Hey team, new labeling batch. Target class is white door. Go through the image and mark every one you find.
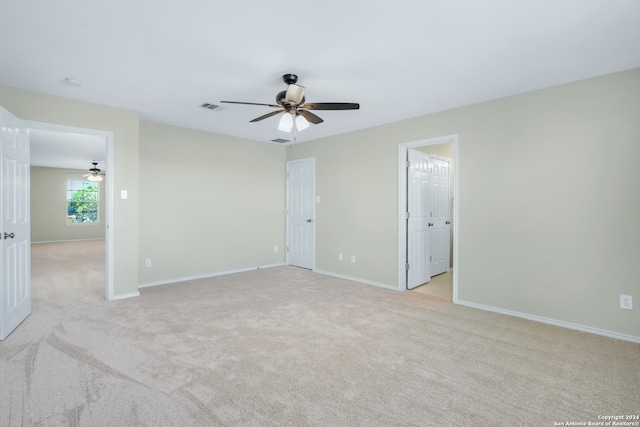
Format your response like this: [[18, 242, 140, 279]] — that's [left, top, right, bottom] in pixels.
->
[[429, 155, 450, 276], [406, 149, 431, 289], [1, 107, 31, 340], [286, 158, 314, 269]]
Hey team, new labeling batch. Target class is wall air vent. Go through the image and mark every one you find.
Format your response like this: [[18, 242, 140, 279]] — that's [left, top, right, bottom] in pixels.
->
[[271, 138, 290, 144], [200, 103, 220, 110]]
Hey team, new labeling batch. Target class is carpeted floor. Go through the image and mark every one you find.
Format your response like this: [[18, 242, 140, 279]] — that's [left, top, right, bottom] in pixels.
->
[[1, 241, 639, 426]]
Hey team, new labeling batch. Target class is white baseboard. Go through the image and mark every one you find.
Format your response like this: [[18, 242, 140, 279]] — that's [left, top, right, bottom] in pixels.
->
[[32, 238, 106, 244], [138, 263, 287, 289], [313, 269, 397, 291], [110, 291, 140, 300], [455, 299, 640, 344]]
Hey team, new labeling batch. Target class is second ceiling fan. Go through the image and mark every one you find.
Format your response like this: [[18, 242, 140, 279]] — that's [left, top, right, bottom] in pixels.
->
[[221, 74, 359, 132]]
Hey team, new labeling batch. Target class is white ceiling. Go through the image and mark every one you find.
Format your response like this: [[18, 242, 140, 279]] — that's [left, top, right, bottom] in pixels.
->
[[2, 0, 640, 159], [30, 129, 106, 171]]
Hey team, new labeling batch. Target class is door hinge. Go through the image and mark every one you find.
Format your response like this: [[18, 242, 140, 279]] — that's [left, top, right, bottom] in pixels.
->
[[430, 256, 432, 262], [286, 246, 289, 252], [406, 160, 410, 168], [405, 263, 410, 271], [405, 212, 410, 219]]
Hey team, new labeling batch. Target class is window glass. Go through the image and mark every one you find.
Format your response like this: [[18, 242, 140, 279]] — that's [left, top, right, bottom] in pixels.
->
[[67, 180, 100, 224]]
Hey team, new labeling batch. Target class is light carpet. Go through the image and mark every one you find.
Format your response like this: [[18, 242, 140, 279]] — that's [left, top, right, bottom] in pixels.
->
[[1, 241, 638, 426]]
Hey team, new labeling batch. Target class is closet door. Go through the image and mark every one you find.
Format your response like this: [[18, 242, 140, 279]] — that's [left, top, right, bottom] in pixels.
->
[[428, 155, 450, 276]]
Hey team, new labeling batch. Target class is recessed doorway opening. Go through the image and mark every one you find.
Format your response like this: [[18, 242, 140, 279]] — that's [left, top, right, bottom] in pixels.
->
[[397, 134, 458, 302], [27, 120, 115, 300]]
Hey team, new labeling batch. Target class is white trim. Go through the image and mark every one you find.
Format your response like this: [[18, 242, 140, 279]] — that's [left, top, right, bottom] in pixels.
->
[[65, 222, 102, 227], [138, 263, 287, 289], [398, 135, 459, 298], [105, 132, 114, 300], [457, 299, 640, 344], [110, 291, 140, 300], [25, 120, 115, 301], [32, 238, 105, 244], [314, 269, 397, 291]]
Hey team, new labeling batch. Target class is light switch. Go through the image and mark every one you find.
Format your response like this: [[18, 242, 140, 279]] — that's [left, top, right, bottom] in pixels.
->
[[121, 190, 128, 199]]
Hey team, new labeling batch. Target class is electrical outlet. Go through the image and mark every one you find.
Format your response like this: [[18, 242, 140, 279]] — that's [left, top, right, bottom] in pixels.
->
[[145, 258, 152, 268], [351, 255, 356, 264], [338, 253, 343, 261], [620, 295, 633, 310]]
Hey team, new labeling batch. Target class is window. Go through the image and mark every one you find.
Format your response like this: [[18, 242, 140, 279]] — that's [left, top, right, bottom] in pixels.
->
[[67, 180, 100, 224]]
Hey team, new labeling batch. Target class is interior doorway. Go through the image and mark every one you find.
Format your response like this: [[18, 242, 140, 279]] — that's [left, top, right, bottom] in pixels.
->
[[26, 120, 115, 300], [398, 135, 458, 301]]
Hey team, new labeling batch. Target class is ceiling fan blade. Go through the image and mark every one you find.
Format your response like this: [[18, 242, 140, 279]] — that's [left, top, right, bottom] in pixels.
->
[[285, 84, 305, 105], [302, 102, 360, 111], [298, 110, 324, 124], [220, 101, 280, 108], [250, 110, 285, 122]]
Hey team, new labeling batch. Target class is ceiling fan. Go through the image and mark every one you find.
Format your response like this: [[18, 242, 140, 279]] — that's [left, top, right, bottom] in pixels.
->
[[221, 74, 359, 132], [83, 161, 105, 182]]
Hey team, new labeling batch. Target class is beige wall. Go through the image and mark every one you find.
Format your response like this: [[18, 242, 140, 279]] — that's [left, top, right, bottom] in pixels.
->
[[138, 121, 286, 285], [31, 167, 106, 242], [287, 68, 640, 339], [0, 86, 139, 297], [287, 133, 399, 285]]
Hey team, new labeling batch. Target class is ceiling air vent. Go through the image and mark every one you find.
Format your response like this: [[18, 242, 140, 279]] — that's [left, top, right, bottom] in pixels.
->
[[271, 138, 290, 144], [200, 103, 220, 110]]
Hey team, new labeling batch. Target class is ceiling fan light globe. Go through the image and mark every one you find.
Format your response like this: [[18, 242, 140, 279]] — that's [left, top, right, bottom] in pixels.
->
[[278, 113, 294, 132], [87, 174, 103, 182], [295, 115, 309, 131]]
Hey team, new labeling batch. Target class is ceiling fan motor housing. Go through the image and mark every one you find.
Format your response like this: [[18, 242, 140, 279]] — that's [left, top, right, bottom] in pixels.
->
[[276, 90, 305, 106]]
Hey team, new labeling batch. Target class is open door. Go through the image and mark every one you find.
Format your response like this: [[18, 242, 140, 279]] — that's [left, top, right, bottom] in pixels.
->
[[0, 107, 31, 340], [406, 148, 431, 289], [428, 155, 450, 276]]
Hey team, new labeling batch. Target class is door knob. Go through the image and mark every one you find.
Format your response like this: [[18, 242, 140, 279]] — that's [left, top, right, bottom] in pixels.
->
[[428, 223, 433, 227], [3, 232, 15, 239], [306, 219, 313, 223], [446, 221, 450, 225]]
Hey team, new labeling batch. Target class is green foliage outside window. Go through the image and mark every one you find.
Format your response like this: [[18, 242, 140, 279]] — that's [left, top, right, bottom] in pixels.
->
[[67, 181, 99, 223]]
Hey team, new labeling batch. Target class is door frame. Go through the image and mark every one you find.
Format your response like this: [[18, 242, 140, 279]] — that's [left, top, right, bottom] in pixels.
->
[[25, 120, 115, 300], [397, 134, 458, 300], [285, 157, 315, 270]]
